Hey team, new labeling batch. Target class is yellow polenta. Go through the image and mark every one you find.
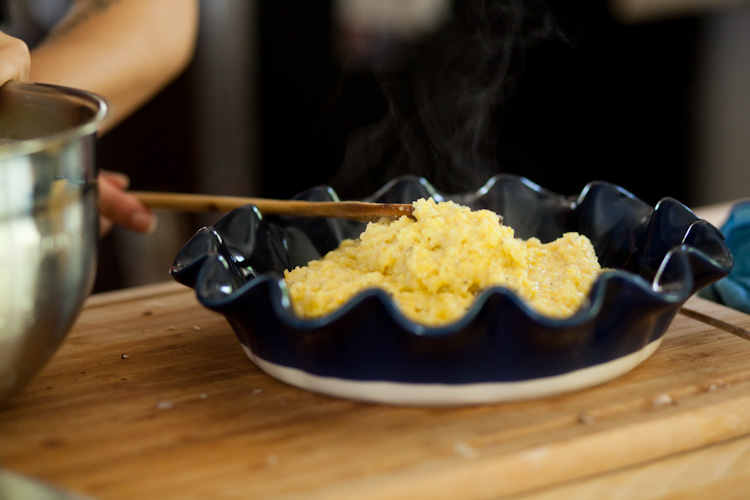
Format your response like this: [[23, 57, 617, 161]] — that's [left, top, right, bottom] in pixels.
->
[[283, 198, 602, 326]]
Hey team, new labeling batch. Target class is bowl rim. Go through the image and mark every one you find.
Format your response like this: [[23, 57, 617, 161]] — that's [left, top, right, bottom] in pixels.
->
[[176, 176, 733, 332], [0, 81, 109, 160]]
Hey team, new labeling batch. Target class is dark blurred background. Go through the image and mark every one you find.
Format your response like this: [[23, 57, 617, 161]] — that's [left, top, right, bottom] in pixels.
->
[[94, 0, 750, 292]]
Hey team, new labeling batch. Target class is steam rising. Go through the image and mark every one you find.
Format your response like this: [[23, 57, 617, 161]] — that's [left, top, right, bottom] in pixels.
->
[[330, 0, 576, 196]]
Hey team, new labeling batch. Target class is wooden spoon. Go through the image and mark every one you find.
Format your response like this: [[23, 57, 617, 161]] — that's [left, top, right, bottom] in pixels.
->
[[131, 191, 414, 222]]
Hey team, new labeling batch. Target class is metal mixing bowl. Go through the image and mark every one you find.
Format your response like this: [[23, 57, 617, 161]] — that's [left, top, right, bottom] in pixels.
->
[[0, 82, 107, 406]]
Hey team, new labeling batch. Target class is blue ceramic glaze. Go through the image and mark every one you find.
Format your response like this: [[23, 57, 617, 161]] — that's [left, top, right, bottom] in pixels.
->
[[171, 175, 732, 396]]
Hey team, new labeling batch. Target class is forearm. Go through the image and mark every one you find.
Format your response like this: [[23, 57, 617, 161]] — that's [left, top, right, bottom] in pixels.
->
[[29, 0, 199, 133]]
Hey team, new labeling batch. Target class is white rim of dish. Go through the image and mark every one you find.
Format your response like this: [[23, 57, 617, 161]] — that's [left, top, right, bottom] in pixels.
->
[[241, 337, 663, 406]]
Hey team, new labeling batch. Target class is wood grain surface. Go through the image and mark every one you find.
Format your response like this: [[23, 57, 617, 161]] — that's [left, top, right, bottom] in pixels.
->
[[1, 281, 749, 500], [131, 191, 415, 222]]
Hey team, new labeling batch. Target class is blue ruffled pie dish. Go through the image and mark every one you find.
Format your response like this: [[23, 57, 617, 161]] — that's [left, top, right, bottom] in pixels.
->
[[170, 175, 732, 405]]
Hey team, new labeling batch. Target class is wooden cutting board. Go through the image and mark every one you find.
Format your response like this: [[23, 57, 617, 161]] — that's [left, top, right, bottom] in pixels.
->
[[1, 281, 749, 499]]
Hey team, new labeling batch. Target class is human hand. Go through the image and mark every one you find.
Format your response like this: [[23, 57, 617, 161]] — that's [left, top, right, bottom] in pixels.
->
[[98, 170, 157, 236], [0, 30, 30, 84], [4, 29, 156, 236]]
